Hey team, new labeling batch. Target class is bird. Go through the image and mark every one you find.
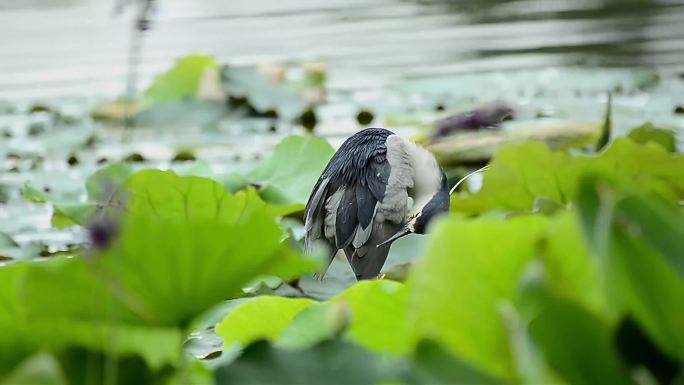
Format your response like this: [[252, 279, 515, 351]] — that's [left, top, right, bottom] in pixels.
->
[[304, 127, 450, 280]]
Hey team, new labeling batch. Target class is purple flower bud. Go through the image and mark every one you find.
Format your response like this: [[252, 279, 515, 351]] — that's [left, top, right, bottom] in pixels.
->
[[87, 216, 120, 252]]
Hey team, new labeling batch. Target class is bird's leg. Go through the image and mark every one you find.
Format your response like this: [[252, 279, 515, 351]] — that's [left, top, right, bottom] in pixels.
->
[[376, 273, 386, 280]]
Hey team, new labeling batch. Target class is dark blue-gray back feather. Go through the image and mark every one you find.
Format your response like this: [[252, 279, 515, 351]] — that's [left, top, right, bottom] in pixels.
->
[[304, 128, 395, 279]]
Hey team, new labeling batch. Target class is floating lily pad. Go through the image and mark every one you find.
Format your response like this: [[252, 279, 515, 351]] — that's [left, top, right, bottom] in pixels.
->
[[627, 123, 676, 152], [222, 66, 307, 121], [144, 55, 220, 104], [246, 135, 334, 210], [134, 100, 233, 129], [23, 163, 133, 228]]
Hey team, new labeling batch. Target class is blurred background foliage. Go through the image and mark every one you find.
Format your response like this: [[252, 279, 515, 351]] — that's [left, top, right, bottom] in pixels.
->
[[1, 0, 684, 384]]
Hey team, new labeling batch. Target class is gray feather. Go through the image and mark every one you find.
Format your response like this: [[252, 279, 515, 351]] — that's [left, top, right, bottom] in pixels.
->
[[304, 178, 330, 252], [376, 135, 411, 223], [324, 188, 344, 239], [305, 178, 329, 230]]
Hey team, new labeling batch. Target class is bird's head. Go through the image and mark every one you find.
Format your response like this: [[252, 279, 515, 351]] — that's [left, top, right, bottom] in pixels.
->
[[377, 177, 450, 247]]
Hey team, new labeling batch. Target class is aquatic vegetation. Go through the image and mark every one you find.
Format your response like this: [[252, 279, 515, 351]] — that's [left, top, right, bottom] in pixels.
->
[[0, 53, 683, 384]]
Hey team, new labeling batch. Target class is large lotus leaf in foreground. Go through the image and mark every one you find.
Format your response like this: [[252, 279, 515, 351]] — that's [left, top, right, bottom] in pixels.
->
[[89, 170, 316, 326], [407, 215, 549, 380], [577, 175, 684, 363], [7, 170, 316, 372]]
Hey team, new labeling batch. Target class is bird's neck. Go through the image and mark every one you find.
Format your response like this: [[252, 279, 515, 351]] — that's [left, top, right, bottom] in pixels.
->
[[405, 142, 442, 214]]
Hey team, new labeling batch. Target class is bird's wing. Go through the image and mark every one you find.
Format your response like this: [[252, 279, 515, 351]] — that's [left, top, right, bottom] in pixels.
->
[[334, 152, 391, 248], [304, 155, 391, 276], [332, 154, 393, 280], [344, 221, 401, 280], [304, 128, 406, 279]]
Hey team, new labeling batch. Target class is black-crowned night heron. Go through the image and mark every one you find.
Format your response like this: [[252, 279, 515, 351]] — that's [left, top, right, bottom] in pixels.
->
[[304, 127, 450, 280]]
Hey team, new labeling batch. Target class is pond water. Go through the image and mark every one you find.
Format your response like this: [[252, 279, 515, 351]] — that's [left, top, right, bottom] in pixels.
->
[[2, 0, 684, 99]]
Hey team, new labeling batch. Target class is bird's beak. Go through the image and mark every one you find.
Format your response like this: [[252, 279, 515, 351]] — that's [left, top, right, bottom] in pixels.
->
[[376, 221, 413, 247]]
